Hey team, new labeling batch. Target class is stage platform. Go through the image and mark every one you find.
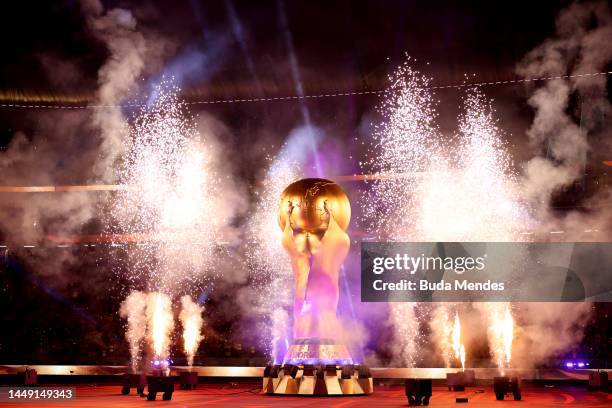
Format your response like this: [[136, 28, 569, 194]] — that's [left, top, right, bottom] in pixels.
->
[[0, 365, 601, 380], [0, 383, 609, 407]]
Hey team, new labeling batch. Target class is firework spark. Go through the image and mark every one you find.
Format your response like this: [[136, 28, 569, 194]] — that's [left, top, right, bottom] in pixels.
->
[[362, 59, 440, 241], [430, 304, 454, 367], [450, 90, 521, 371], [361, 60, 439, 366], [111, 79, 227, 294], [363, 77, 528, 241], [362, 58, 528, 367], [179, 295, 204, 367], [414, 89, 527, 241], [110, 80, 231, 369], [245, 150, 301, 361], [482, 303, 514, 370], [389, 302, 420, 367]]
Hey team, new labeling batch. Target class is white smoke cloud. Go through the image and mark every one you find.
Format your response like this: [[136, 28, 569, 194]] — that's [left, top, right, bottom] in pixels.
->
[[119, 290, 148, 371], [517, 1, 612, 219], [512, 302, 592, 368], [79, 0, 173, 182], [179, 295, 205, 366], [0, 0, 173, 284], [508, 0, 612, 366]]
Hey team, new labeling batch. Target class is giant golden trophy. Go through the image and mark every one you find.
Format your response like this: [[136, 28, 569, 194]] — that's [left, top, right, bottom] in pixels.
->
[[263, 178, 373, 396]]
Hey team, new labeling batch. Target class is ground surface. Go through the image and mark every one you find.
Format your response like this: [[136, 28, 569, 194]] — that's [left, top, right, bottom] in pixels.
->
[[2, 384, 611, 407]]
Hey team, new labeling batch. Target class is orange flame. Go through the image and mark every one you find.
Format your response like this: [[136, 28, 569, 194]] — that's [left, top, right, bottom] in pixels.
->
[[502, 306, 514, 365], [452, 312, 467, 370]]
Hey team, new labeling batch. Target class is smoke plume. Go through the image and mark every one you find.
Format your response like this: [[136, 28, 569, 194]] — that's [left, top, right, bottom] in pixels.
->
[[517, 1, 612, 221], [0, 0, 172, 285], [80, 0, 170, 182], [512, 302, 592, 367], [179, 295, 204, 366], [508, 0, 612, 365], [119, 290, 147, 371]]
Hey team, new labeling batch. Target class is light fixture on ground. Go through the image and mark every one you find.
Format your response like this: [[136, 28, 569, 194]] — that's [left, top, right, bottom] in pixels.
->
[[493, 376, 521, 401]]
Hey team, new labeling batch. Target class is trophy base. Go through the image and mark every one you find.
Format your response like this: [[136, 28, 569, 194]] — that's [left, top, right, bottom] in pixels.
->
[[264, 339, 372, 395], [263, 363, 373, 395], [283, 338, 353, 365]]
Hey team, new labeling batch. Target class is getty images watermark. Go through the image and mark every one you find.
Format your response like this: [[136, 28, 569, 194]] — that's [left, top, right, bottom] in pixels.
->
[[361, 242, 612, 302]]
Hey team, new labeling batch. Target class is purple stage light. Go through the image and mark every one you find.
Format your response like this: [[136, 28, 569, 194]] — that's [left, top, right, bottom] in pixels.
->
[[152, 358, 172, 368], [565, 360, 589, 369]]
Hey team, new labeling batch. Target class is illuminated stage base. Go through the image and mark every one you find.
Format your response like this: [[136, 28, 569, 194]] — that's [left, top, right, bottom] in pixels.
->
[[262, 338, 372, 395], [263, 364, 373, 395], [283, 338, 353, 366]]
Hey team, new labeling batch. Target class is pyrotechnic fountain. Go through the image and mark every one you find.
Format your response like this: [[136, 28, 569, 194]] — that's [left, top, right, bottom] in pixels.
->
[[452, 313, 466, 371], [119, 291, 177, 373], [145, 292, 174, 372], [362, 60, 439, 367], [119, 291, 148, 372], [113, 81, 214, 395], [486, 304, 514, 370], [362, 60, 525, 370], [262, 178, 373, 395], [430, 304, 454, 368], [179, 295, 205, 368], [503, 308, 514, 364], [433, 310, 469, 369], [119, 290, 204, 396], [112, 80, 226, 292]]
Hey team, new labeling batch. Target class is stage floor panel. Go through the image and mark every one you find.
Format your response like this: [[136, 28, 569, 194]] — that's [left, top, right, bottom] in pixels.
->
[[1, 384, 610, 407]]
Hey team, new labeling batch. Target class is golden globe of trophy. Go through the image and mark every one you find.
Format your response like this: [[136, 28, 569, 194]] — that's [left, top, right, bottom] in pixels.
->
[[263, 178, 373, 395]]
